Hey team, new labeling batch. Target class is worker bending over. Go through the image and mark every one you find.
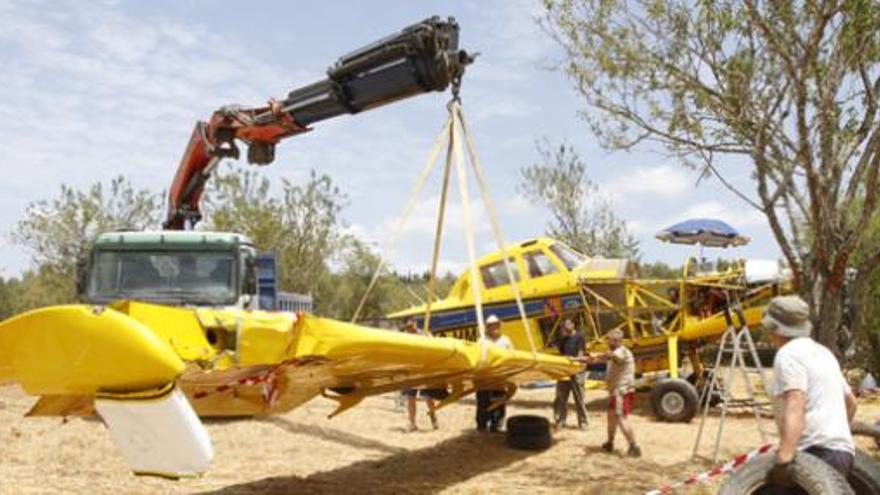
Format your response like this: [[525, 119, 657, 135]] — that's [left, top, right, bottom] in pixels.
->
[[764, 295, 857, 489]]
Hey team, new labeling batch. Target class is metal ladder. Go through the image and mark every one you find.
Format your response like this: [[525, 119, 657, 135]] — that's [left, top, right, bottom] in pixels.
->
[[692, 304, 774, 461]]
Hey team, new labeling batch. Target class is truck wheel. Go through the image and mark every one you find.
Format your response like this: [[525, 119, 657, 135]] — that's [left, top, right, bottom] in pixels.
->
[[650, 378, 699, 422], [848, 448, 880, 495], [719, 452, 854, 495], [506, 415, 552, 450]]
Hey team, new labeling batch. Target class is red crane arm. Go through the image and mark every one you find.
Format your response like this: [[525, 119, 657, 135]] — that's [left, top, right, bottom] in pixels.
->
[[163, 16, 474, 230], [164, 102, 309, 230]]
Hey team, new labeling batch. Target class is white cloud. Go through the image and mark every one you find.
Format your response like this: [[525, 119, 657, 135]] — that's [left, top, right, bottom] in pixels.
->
[[603, 164, 695, 200]]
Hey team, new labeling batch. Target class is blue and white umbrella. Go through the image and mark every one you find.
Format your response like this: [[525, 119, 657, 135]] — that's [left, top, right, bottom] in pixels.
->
[[655, 218, 750, 248]]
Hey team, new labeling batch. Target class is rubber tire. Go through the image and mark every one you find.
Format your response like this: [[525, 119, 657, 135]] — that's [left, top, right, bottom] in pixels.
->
[[507, 415, 550, 436], [650, 378, 699, 423], [848, 448, 880, 495], [719, 452, 854, 495], [506, 415, 552, 451]]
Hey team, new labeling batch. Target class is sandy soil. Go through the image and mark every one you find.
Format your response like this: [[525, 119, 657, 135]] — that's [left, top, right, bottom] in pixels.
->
[[1, 383, 879, 495]]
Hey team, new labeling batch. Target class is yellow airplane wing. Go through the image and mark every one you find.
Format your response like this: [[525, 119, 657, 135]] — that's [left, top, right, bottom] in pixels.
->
[[0, 302, 578, 476]]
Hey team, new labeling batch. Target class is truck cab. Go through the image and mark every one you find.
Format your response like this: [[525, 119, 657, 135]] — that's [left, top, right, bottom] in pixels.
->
[[82, 231, 258, 309]]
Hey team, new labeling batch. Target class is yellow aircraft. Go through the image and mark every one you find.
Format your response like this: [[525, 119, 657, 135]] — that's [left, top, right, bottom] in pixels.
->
[[389, 237, 788, 423]]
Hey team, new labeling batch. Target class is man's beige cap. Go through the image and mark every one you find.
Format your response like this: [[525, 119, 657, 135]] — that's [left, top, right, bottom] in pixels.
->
[[762, 295, 813, 338]]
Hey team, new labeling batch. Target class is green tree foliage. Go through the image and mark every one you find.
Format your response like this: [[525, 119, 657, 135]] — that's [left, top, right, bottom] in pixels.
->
[[204, 164, 347, 299], [519, 142, 639, 258], [0, 276, 21, 320], [639, 261, 681, 279], [318, 238, 400, 320], [852, 202, 880, 375], [317, 237, 462, 322], [11, 176, 162, 307], [542, 0, 880, 356]]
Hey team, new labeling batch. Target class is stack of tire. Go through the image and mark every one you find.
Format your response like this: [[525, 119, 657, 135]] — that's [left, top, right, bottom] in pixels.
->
[[506, 415, 552, 450], [719, 449, 880, 494]]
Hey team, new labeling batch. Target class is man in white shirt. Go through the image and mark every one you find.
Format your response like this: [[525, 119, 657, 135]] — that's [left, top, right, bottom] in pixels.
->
[[764, 295, 857, 488], [476, 314, 512, 432]]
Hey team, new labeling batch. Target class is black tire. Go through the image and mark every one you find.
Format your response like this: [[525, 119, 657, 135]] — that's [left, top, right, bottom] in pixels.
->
[[719, 452, 854, 495], [506, 415, 552, 451], [650, 378, 699, 422], [849, 448, 880, 495], [507, 415, 551, 436]]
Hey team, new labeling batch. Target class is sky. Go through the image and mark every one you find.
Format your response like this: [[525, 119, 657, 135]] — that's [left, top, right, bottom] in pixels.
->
[[0, 0, 780, 279]]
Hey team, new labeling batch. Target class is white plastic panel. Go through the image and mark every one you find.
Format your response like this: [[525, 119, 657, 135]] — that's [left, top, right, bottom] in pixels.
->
[[95, 386, 213, 477]]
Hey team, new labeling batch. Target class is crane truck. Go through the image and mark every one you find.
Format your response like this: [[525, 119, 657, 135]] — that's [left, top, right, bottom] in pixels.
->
[[79, 16, 473, 311]]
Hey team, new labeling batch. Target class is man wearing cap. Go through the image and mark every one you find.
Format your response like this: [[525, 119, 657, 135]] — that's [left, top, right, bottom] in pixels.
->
[[763, 295, 858, 489], [553, 318, 588, 430], [475, 314, 512, 432]]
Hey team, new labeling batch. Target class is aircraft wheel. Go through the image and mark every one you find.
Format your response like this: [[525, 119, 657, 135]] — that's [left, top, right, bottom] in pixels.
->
[[687, 369, 724, 407], [719, 451, 853, 495], [506, 415, 552, 450], [848, 448, 880, 495], [650, 378, 699, 422]]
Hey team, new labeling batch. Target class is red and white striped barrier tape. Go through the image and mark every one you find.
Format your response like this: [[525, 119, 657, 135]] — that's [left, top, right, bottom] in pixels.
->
[[644, 443, 774, 495]]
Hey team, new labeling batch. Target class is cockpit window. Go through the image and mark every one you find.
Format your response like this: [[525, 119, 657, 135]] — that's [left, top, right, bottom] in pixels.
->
[[550, 244, 586, 270], [480, 258, 520, 289], [522, 250, 559, 278]]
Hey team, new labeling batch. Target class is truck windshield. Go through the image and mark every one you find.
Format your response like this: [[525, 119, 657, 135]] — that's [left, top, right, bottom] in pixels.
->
[[87, 250, 237, 305]]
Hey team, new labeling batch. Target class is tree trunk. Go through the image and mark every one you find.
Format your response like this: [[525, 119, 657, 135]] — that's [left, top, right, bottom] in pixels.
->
[[804, 273, 845, 360]]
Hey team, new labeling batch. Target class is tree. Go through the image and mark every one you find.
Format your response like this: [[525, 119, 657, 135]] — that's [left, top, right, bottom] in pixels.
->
[[542, 0, 880, 356], [11, 176, 162, 303], [851, 199, 880, 375], [317, 237, 401, 320], [640, 261, 681, 279], [0, 276, 21, 320], [204, 164, 347, 299], [519, 142, 640, 258]]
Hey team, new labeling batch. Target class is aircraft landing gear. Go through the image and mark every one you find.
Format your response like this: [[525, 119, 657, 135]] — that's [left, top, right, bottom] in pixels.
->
[[650, 378, 699, 422]]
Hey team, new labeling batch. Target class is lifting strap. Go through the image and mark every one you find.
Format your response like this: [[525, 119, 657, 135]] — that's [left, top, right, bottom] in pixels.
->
[[351, 98, 539, 361], [350, 119, 452, 323]]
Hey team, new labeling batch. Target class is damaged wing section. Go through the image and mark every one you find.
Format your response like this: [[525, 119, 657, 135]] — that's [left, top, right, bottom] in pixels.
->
[[0, 304, 580, 477]]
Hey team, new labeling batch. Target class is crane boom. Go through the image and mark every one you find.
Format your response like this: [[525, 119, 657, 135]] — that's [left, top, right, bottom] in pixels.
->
[[164, 16, 473, 230]]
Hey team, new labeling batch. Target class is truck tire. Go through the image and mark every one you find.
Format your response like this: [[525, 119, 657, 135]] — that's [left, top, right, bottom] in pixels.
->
[[848, 448, 880, 495], [650, 378, 699, 422], [506, 415, 552, 450], [719, 452, 854, 495]]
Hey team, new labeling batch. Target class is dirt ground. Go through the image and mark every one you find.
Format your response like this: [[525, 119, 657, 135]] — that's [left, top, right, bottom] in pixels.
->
[[1, 383, 879, 495]]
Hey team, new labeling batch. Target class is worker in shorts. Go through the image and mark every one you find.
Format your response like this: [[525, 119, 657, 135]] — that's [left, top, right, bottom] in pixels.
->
[[763, 295, 857, 490], [400, 318, 440, 432], [583, 329, 641, 457]]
